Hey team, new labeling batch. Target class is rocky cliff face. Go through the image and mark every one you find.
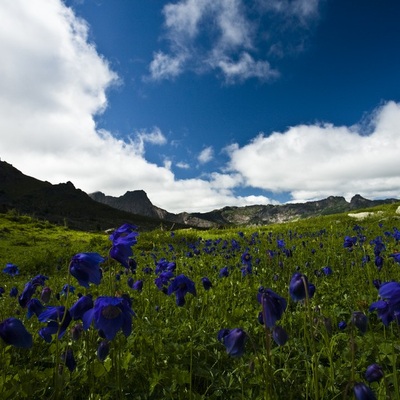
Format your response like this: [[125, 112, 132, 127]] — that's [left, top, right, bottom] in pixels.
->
[[90, 190, 162, 219], [89, 191, 219, 228]]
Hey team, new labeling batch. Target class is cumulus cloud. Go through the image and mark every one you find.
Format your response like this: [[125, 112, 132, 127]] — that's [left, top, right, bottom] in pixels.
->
[[216, 53, 279, 83], [176, 162, 190, 169], [134, 127, 167, 155], [226, 101, 400, 202], [148, 51, 186, 81], [148, 0, 320, 83], [198, 146, 214, 164], [260, 0, 320, 20], [0, 0, 273, 213]]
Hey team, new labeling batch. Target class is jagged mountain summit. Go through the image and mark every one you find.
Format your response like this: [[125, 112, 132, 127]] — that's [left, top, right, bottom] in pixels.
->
[[89, 191, 218, 228]]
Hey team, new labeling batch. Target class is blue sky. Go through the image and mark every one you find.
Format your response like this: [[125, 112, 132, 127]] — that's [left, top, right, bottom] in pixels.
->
[[1, 0, 400, 213]]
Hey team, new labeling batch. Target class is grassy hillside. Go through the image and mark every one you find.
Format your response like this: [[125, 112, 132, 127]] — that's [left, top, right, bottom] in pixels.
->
[[0, 204, 400, 399]]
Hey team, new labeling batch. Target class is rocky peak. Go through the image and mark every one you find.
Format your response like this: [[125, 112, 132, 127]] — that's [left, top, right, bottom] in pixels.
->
[[89, 190, 160, 219], [350, 194, 374, 208]]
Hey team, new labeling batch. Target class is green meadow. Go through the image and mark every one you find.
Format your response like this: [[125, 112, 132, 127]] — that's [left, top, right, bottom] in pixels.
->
[[1, 204, 400, 399]]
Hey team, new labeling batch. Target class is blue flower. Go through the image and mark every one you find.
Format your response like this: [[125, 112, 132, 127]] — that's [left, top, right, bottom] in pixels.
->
[[155, 258, 176, 274], [289, 272, 315, 301], [3, 263, 19, 276], [219, 266, 229, 278], [39, 321, 59, 343], [369, 300, 393, 326], [17, 275, 48, 307], [392, 228, 400, 242], [374, 255, 383, 271], [131, 279, 143, 292], [369, 281, 400, 326], [83, 296, 135, 341], [69, 252, 104, 288], [38, 306, 72, 342], [362, 255, 371, 266], [344, 236, 357, 249], [389, 252, 400, 264], [61, 349, 76, 372], [217, 328, 247, 357], [9, 287, 18, 297], [167, 274, 196, 306], [40, 287, 52, 303], [27, 298, 45, 319], [241, 265, 252, 277], [322, 266, 333, 276], [277, 239, 286, 249], [155, 271, 174, 291], [338, 321, 347, 330], [109, 223, 138, 243], [257, 288, 287, 328], [365, 363, 384, 383], [31, 274, 49, 287], [0, 318, 32, 348], [370, 236, 385, 256], [201, 277, 212, 290], [353, 382, 376, 400], [69, 295, 94, 321], [241, 251, 252, 266], [352, 311, 368, 334], [272, 326, 288, 346], [18, 281, 36, 308], [60, 284, 76, 296], [109, 224, 138, 268], [97, 340, 110, 361], [378, 281, 400, 305]]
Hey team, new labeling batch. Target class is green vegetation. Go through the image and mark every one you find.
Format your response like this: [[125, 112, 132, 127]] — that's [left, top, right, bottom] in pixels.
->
[[0, 205, 400, 399]]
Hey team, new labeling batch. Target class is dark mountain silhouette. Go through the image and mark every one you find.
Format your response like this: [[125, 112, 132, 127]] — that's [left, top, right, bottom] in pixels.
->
[[0, 160, 185, 231]]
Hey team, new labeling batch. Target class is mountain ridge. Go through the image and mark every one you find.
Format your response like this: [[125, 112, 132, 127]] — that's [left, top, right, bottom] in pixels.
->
[[90, 189, 399, 227], [1, 160, 399, 231], [0, 161, 186, 231]]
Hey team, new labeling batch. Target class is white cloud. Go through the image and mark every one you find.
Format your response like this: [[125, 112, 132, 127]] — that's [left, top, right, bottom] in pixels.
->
[[149, 0, 320, 83], [0, 0, 273, 214], [163, 159, 172, 170], [198, 146, 214, 164], [226, 101, 400, 202], [163, 0, 204, 39], [148, 51, 186, 81], [215, 52, 279, 83], [134, 127, 167, 155], [176, 162, 190, 169], [260, 0, 320, 20]]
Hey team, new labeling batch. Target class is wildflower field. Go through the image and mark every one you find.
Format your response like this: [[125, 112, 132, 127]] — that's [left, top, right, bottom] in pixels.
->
[[1, 205, 400, 400]]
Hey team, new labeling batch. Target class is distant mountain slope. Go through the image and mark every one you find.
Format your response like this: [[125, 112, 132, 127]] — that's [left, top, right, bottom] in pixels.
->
[[90, 189, 399, 227], [190, 195, 400, 225]]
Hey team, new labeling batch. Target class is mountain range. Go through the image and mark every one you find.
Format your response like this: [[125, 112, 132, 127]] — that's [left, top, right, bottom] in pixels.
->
[[1, 160, 399, 231]]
